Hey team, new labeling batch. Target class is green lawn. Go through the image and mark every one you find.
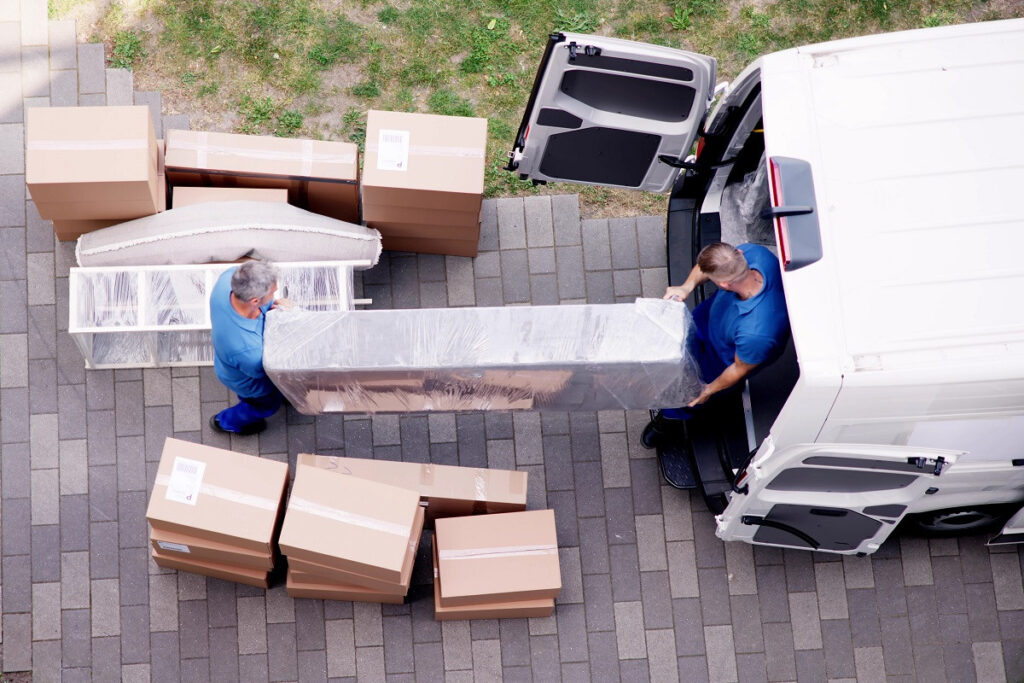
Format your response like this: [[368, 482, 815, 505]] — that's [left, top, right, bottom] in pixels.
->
[[60, 0, 1022, 214]]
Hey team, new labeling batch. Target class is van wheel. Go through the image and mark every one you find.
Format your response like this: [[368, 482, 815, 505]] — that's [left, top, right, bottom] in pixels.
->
[[906, 506, 1012, 536]]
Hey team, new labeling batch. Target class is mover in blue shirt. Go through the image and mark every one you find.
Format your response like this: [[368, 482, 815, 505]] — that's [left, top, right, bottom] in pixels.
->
[[641, 242, 790, 449], [208, 261, 285, 436]]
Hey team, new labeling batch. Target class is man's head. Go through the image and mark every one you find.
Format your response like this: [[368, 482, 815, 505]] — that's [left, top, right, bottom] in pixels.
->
[[231, 261, 279, 308], [697, 242, 749, 289]]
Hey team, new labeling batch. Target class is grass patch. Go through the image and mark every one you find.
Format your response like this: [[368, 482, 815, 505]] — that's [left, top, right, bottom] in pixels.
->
[[70, 0, 1024, 210], [109, 29, 145, 69]]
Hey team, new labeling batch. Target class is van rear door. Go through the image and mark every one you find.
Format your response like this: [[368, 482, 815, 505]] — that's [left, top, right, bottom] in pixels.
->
[[508, 32, 716, 193], [722, 443, 963, 553]]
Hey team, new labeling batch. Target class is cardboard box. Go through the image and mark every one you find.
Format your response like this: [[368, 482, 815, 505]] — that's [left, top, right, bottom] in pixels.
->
[[434, 510, 561, 607], [51, 218, 122, 241], [277, 465, 422, 583], [367, 217, 480, 241], [164, 129, 359, 222], [296, 454, 527, 524], [172, 186, 288, 208], [379, 233, 479, 258], [432, 540, 553, 620], [50, 137, 166, 242], [362, 204, 480, 228], [26, 106, 160, 220], [285, 504, 424, 594], [149, 525, 275, 571], [362, 110, 487, 213], [151, 549, 270, 588], [285, 570, 405, 604], [145, 438, 289, 554]]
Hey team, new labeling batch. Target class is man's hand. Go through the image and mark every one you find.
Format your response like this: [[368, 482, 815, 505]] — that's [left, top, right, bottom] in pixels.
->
[[663, 284, 692, 302], [270, 298, 293, 311], [686, 387, 714, 408]]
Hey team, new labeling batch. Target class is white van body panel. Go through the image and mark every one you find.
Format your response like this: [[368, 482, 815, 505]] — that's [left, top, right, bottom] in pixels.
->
[[717, 19, 1024, 552]]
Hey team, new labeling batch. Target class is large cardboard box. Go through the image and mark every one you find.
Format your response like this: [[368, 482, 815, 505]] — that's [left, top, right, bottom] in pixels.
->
[[362, 110, 487, 213], [278, 465, 422, 583], [379, 233, 479, 258], [369, 217, 480, 240], [151, 549, 270, 588], [172, 186, 288, 208], [362, 204, 480, 229], [285, 570, 405, 604], [434, 510, 561, 607], [164, 129, 359, 222], [296, 454, 527, 524], [145, 438, 289, 554], [26, 106, 160, 221], [285, 504, 424, 594], [432, 540, 553, 620], [50, 135, 166, 241], [51, 218, 122, 242], [149, 525, 275, 571]]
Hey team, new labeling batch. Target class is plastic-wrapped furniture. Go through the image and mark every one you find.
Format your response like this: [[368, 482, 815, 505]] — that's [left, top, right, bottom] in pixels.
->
[[264, 299, 706, 413], [69, 261, 363, 369]]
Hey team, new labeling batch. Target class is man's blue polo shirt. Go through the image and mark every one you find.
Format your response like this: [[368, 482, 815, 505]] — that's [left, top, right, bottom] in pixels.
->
[[706, 243, 790, 367], [210, 267, 275, 399]]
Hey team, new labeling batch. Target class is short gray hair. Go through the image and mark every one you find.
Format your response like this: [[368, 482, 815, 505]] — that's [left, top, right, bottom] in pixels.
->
[[697, 242, 748, 284], [231, 261, 279, 301]]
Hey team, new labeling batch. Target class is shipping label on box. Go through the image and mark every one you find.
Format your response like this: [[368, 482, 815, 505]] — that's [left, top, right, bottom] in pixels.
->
[[145, 437, 289, 553], [434, 509, 561, 607]]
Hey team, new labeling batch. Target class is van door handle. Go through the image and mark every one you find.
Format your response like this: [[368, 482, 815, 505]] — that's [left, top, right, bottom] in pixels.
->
[[761, 205, 813, 219]]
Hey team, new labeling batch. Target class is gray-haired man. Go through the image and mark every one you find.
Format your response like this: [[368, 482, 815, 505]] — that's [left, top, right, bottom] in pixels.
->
[[208, 260, 283, 436]]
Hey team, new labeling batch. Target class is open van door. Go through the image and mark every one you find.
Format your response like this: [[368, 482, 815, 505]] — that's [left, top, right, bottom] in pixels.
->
[[720, 443, 964, 554], [989, 507, 1024, 546], [507, 32, 717, 193]]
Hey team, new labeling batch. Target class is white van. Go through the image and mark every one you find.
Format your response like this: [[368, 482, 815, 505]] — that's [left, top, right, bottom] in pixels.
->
[[508, 19, 1024, 553]]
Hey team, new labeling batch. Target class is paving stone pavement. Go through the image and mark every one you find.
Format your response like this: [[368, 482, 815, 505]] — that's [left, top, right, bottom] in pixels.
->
[[2, 3, 1024, 681]]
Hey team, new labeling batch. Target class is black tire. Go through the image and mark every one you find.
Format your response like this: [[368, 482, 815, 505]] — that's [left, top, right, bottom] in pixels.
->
[[905, 505, 1014, 537]]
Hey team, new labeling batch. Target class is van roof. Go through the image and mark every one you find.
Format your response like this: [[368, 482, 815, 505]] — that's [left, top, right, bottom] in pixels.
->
[[758, 19, 1024, 377]]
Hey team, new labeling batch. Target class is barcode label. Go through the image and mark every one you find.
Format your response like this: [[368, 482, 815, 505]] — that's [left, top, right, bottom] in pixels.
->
[[156, 541, 191, 554], [165, 456, 206, 505], [377, 129, 410, 171]]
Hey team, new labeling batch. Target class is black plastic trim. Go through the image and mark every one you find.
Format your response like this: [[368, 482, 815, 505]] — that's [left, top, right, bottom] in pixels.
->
[[567, 51, 695, 82], [536, 108, 582, 129]]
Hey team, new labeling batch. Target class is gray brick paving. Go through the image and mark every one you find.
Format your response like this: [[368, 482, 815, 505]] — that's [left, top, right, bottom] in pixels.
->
[[1, 18, 1023, 681]]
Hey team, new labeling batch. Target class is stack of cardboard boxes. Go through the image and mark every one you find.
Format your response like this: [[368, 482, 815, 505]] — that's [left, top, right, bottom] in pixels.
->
[[433, 510, 561, 619], [145, 439, 289, 588], [25, 105, 166, 241], [363, 110, 488, 257], [164, 130, 360, 223], [278, 465, 426, 603]]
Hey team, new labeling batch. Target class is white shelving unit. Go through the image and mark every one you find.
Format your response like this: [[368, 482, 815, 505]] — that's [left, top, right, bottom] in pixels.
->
[[69, 261, 366, 369]]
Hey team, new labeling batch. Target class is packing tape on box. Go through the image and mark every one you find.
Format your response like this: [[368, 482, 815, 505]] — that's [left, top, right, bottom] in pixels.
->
[[288, 496, 411, 537], [154, 474, 280, 511], [28, 139, 148, 151], [365, 142, 485, 159], [439, 544, 558, 560], [180, 132, 357, 171]]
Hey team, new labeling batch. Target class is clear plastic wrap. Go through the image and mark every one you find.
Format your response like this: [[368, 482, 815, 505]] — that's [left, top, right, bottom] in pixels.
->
[[264, 299, 707, 413], [69, 261, 357, 369], [720, 151, 774, 246]]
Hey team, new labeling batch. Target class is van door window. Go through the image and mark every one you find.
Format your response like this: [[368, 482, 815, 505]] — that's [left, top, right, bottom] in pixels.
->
[[766, 467, 916, 492]]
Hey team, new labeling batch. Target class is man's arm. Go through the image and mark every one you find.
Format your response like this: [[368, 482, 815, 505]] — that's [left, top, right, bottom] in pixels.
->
[[663, 263, 710, 302], [687, 356, 758, 407]]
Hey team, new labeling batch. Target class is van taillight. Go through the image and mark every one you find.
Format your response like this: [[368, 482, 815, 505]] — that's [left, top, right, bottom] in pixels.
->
[[768, 157, 791, 269], [695, 135, 706, 159], [765, 156, 822, 271]]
